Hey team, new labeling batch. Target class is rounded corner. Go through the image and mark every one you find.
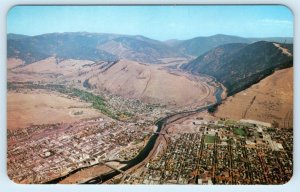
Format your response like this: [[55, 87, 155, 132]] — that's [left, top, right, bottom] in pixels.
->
[[277, 4, 295, 19], [281, 169, 294, 186], [6, 4, 20, 19], [6, 171, 23, 185], [6, 4, 22, 36]]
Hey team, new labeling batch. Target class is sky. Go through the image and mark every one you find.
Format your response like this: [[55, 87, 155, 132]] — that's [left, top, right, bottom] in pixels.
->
[[7, 5, 293, 41]]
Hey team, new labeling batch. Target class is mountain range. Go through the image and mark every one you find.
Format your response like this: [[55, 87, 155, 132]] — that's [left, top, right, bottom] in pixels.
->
[[169, 34, 293, 56], [8, 32, 293, 64], [8, 32, 184, 64], [7, 32, 293, 97]]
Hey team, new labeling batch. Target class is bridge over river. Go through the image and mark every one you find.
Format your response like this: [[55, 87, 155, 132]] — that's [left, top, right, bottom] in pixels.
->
[[45, 82, 224, 184]]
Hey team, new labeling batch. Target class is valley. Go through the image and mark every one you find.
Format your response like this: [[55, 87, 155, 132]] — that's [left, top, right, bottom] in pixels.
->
[[6, 32, 293, 185], [7, 55, 219, 184]]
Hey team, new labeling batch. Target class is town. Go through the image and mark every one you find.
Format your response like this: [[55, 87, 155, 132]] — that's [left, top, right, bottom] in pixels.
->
[[7, 117, 156, 184], [122, 119, 292, 184]]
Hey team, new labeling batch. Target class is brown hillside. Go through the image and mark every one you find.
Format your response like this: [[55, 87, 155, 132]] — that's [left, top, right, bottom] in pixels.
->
[[88, 60, 215, 107], [215, 67, 293, 128], [8, 58, 215, 109]]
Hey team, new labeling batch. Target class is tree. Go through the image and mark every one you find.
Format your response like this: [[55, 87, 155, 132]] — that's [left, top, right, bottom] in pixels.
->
[[272, 120, 279, 128]]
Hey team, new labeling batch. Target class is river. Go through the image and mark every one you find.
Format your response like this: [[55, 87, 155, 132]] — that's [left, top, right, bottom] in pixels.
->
[[45, 83, 224, 184]]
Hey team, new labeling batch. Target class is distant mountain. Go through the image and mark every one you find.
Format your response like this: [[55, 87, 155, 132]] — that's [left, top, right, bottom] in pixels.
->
[[7, 33, 31, 40], [249, 37, 293, 44], [168, 34, 293, 57], [8, 32, 293, 65], [173, 34, 252, 56], [7, 32, 183, 64], [181, 41, 293, 96], [98, 35, 183, 63], [8, 33, 118, 64], [164, 39, 183, 47]]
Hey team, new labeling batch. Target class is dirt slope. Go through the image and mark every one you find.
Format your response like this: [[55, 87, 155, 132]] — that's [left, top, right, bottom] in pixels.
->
[[215, 67, 293, 128], [88, 60, 214, 107], [9, 58, 215, 108]]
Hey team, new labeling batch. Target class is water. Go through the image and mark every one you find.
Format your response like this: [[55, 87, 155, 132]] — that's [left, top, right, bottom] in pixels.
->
[[45, 82, 225, 184]]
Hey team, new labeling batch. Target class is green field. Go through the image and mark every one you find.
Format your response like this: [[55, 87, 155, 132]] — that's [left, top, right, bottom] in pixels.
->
[[233, 127, 246, 136], [204, 135, 216, 144], [225, 119, 237, 125]]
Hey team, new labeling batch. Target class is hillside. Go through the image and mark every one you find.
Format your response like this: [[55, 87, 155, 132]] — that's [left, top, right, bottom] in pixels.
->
[[181, 43, 248, 73], [181, 41, 293, 96], [173, 34, 251, 56], [8, 33, 118, 64], [7, 33, 30, 40], [249, 37, 293, 44], [98, 35, 183, 63], [8, 57, 216, 108], [170, 34, 293, 57], [87, 60, 215, 107], [7, 32, 183, 64], [215, 67, 293, 128]]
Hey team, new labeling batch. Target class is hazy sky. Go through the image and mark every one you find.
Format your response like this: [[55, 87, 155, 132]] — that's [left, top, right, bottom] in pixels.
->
[[7, 5, 293, 40]]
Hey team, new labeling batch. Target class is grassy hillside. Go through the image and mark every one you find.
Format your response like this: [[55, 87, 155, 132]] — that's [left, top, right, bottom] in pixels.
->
[[181, 41, 293, 96]]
